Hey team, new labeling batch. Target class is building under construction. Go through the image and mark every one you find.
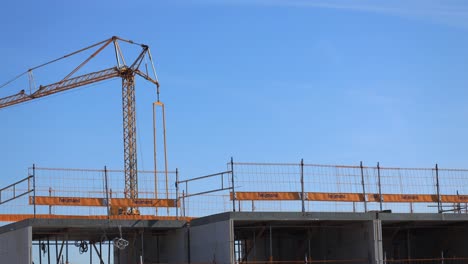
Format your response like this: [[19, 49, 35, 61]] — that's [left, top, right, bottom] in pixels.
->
[[0, 162, 467, 263], [1, 37, 468, 263]]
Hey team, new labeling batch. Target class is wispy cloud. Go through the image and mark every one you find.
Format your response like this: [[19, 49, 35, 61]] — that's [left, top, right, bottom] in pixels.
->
[[198, 0, 468, 29]]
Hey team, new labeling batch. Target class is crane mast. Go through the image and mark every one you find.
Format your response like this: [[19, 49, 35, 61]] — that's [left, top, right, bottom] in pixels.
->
[[121, 69, 138, 203], [0, 36, 160, 214]]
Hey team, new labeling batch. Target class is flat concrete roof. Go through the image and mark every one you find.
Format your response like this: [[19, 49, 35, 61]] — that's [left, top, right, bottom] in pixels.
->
[[191, 211, 468, 227], [3, 212, 468, 240], [191, 211, 377, 226], [378, 212, 468, 222], [0, 218, 187, 241]]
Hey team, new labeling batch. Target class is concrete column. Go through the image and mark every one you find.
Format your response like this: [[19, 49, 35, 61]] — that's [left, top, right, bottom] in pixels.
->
[[369, 220, 384, 264], [190, 219, 234, 264], [0, 226, 32, 263]]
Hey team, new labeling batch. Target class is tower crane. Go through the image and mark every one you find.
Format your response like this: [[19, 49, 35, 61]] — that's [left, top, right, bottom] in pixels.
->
[[0, 36, 160, 214]]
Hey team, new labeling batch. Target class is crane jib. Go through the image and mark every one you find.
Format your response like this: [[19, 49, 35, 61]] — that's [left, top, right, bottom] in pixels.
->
[[0, 67, 120, 109]]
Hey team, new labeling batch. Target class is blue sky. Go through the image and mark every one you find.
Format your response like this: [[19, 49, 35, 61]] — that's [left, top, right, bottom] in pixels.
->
[[1, 0, 468, 185]]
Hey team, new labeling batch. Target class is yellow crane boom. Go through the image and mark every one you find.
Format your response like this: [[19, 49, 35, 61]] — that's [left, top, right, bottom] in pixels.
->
[[0, 36, 160, 214]]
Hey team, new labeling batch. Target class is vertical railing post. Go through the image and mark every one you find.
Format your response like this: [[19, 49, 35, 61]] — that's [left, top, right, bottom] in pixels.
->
[[360, 161, 368, 213], [176, 168, 179, 219], [185, 182, 188, 216], [48, 187, 52, 215], [182, 190, 186, 217], [104, 166, 110, 220], [109, 189, 113, 203], [33, 164, 36, 218], [231, 157, 236, 212], [300, 159, 305, 213], [377, 162, 383, 211], [435, 163, 441, 213]]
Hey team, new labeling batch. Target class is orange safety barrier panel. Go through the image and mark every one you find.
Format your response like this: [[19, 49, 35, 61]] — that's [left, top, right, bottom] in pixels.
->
[[367, 194, 381, 202], [111, 198, 177, 207], [232, 192, 301, 201], [379, 194, 437, 203], [367, 194, 437, 203], [30, 196, 178, 207], [31, 196, 103, 206], [231, 192, 365, 202], [307, 192, 365, 202], [441, 195, 468, 203], [232, 192, 447, 203]]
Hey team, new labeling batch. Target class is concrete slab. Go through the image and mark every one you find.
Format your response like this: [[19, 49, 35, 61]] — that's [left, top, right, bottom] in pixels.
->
[[378, 212, 468, 222], [191, 211, 377, 226], [0, 218, 187, 242]]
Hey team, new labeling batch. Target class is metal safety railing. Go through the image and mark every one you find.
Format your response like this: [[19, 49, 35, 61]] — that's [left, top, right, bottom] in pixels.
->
[[2, 159, 468, 221], [0, 164, 185, 222], [0, 175, 33, 205], [177, 169, 233, 217], [224, 160, 468, 214], [177, 159, 468, 215]]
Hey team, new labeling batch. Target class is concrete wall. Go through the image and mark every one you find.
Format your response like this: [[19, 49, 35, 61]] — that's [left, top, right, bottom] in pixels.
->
[[190, 220, 233, 264], [0, 226, 31, 264]]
